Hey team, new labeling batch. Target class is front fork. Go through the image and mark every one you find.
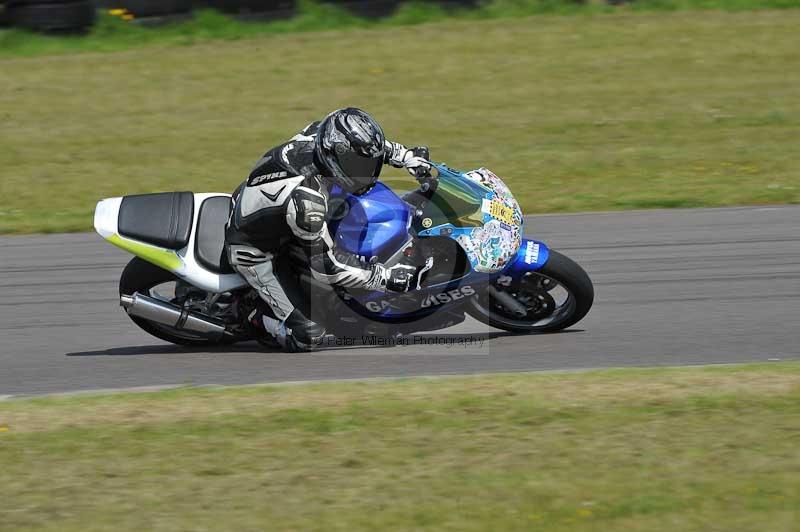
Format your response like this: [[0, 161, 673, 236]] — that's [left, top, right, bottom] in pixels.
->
[[479, 239, 551, 318]]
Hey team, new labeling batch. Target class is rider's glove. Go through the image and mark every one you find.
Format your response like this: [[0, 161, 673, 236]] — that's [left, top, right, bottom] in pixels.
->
[[374, 258, 434, 293], [385, 142, 431, 179]]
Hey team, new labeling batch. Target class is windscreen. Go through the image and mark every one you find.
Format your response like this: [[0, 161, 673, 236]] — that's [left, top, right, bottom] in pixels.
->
[[420, 168, 489, 229], [416, 165, 523, 273]]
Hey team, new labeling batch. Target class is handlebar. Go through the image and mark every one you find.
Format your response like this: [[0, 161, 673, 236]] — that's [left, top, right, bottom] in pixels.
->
[[412, 147, 433, 181], [402, 159, 452, 211], [414, 165, 432, 181]]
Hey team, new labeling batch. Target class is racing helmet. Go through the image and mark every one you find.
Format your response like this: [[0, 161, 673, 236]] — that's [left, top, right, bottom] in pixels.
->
[[315, 108, 386, 195]]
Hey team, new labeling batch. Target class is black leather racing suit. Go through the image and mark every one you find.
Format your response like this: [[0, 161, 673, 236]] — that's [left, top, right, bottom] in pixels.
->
[[225, 121, 416, 350]]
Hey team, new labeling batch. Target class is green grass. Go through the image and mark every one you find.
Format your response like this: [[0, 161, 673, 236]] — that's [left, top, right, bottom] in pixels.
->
[[1, 1, 799, 58], [1, 9, 799, 233], [1, 363, 800, 531]]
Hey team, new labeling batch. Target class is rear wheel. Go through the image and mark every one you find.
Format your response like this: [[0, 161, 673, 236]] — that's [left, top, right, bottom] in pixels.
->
[[119, 257, 237, 347], [95, 0, 192, 17], [8, 0, 96, 33], [0, 3, 11, 27], [467, 250, 593, 333]]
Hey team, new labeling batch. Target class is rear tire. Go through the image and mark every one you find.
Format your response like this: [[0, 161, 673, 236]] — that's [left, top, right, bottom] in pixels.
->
[[319, 0, 400, 19], [119, 257, 232, 347], [0, 4, 10, 27], [467, 250, 594, 333], [95, 0, 192, 17], [8, 0, 95, 33], [199, 1, 297, 22]]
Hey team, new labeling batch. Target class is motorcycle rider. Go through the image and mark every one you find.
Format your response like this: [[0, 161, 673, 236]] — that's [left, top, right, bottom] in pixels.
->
[[225, 108, 432, 352]]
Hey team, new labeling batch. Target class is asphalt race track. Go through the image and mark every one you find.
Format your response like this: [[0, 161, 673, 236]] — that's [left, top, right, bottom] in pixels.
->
[[1, 206, 798, 396]]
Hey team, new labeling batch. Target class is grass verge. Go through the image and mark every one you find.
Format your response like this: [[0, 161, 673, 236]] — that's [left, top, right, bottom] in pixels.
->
[[1, 9, 799, 233], [1, 1, 799, 58], [1, 362, 800, 530]]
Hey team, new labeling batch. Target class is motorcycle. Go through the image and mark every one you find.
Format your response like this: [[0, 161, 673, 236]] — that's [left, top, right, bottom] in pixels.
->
[[93, 161, 594, 347]]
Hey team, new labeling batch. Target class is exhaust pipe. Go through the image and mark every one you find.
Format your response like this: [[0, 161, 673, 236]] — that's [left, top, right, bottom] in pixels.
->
[[486, 285, 528, 318], [120, 292, 227, 339]]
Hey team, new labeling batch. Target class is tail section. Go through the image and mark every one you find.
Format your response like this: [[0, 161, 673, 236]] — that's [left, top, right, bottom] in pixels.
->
[[94, 196, 184, 273], [94, 192, 248, 293]]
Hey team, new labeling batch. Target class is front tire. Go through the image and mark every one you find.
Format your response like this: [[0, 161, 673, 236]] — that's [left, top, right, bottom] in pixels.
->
[[466, 250, 594, 333], [119, 257, 232, 347]]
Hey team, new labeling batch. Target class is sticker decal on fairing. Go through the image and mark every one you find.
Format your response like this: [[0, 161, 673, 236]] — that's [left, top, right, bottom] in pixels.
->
[[421, 286, 475, 308], [488, 200, 515, 226], [524, 241, 540, 264], [365, 299, 397, 313], [362, 286, 476, 313], [461, 168, 523, 273]]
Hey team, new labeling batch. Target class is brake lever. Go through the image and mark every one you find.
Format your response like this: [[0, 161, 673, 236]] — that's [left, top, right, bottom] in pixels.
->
[[415, 257, 435, 291]]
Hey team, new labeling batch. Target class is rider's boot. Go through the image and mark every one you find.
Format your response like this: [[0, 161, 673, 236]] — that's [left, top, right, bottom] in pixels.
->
[[249, 304, 326, 353]]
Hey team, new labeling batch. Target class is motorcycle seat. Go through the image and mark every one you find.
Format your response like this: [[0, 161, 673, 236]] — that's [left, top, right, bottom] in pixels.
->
[[118, 191, 194, 250], [195, 196, 234, 274]]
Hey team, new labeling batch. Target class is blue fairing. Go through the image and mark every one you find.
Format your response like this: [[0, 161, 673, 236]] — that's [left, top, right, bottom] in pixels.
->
[[327, 166, 551, 322], [351, 240, 550, 321], [328, 183, 411, 262]]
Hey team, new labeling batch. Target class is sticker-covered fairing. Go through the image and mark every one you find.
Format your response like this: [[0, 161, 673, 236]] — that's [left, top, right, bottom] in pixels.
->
[[418, 165, 523, 273]]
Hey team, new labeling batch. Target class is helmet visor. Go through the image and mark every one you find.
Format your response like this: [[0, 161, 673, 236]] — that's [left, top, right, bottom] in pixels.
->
[[330, 151, 383, 195]]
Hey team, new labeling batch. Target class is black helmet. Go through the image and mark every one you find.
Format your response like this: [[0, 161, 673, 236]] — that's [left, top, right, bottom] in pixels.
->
[[315, 108, 386, 195]]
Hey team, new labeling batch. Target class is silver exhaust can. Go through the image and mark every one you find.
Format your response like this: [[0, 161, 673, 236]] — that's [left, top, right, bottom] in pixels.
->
[[120, 292, 227, 339]]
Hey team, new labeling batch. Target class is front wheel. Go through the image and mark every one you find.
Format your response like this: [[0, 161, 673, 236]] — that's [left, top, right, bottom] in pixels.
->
[[466, 250, 594, 333]]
